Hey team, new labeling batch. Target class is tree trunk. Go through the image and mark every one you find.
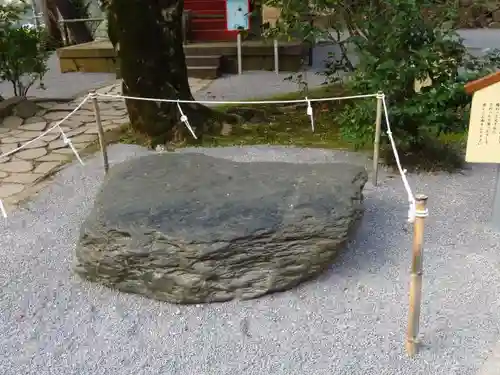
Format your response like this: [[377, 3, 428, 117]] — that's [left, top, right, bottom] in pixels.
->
[[107, 0, 221, 146], [54, 0, 93, 44], [42, 0, 63, 48]]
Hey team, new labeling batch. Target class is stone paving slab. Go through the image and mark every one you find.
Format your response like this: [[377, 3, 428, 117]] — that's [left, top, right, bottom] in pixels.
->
[[0, 78, 211, 209]]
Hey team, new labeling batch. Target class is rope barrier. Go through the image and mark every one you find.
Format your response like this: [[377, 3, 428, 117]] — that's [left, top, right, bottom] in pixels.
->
[[305, 97, 315, 132], [0, 94, 91, 160], [0, 90, 417, 224], [0, 94, 90, 218], [380, 94, 416, 223], [0, 87, 429, 357], [0, 199, 6, 219], [60, 127, 85, 166], [176, 100, 197, 140], [95, 92, 378, 105]]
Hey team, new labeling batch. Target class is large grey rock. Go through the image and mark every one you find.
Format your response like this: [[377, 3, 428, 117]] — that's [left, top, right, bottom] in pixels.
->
[[75, 153, 367, 304]]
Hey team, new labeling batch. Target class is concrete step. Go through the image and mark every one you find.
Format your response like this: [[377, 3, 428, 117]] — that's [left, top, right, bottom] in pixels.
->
[[184, 41, 305, 56], [191, 29, 238, 42], [187, 65, 220, 79], [186, 55, 222, 67]]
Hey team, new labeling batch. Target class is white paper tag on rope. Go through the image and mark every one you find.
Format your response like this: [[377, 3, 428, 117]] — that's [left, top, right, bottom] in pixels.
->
[[0, 199, 7, 219]]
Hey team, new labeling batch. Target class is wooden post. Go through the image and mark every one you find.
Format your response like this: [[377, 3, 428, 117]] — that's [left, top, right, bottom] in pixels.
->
[[90, 91, 109, 174], [237, 33, 242, 75], [274, 39, 279, 74], [406, 194, 428, 357], [372, 92, 383, 186]]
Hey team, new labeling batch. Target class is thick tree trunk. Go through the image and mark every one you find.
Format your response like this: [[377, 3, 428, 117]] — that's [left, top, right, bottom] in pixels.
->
[[54, 0, 93, 44], [107, 0, 220, 146], [42, 0, 63, 48]]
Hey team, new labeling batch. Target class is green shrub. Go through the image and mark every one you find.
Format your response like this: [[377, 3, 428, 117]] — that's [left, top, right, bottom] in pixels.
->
[[0, 0, 51, 96], [334, 0, 500, 167]]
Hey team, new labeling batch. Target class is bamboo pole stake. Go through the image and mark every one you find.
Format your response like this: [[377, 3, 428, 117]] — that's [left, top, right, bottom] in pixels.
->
[[90, 91, 109, 174], [274, 39, 279, 74], [237, 33, 242, 75], [372, 92, 383, 186], [406, 194, 428, 357]]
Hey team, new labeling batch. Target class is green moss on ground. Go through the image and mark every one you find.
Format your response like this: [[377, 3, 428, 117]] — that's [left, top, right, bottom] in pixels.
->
[[119, 84, 362, 150], [117, 84, 468, 171]]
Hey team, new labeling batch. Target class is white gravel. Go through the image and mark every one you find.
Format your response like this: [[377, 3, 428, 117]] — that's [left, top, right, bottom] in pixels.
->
[[1, 144, 500, 375]]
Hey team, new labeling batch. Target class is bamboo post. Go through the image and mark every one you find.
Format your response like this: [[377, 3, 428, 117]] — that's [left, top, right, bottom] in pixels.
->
[[372, 92, 383, 186], [274, 39, 279, 74], [237, 33, 242, 75], [90, 91, 109, 174], [406, 194, 428, 357]]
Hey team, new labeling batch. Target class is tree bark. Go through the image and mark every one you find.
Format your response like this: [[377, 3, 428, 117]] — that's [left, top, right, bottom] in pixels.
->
[[54, 0, 93, 44], [107, 0, 221, 146]]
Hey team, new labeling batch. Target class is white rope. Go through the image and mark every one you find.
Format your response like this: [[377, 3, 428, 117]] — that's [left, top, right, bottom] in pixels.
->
[[0, 96, 90, 221], [176, 101, 197, 140], [0, 199, 7, 219], [59, 126, 85, 165], [381, 94, 416, 223], [305, 97, 315, 132], [0, 90, 417, 224], [95, 92, 378, 105], [0, 94, 91, 160]]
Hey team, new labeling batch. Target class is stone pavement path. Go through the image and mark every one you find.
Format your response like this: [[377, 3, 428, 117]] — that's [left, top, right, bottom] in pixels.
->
[[0, 78, 210, 208]]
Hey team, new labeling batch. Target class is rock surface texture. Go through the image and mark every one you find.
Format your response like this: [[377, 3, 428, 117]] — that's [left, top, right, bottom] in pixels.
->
[[75, 153, 367, 303]]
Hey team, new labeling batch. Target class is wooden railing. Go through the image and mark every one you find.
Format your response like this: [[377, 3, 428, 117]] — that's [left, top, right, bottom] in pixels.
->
[[58, 18, 106, 46]]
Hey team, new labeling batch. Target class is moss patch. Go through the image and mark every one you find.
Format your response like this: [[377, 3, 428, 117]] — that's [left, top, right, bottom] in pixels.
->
[[118, 124, 150, 147], [118, 84, 362, 150], [201, 84, 369, 151], [115, 84, 468, 171], [203, 104, 354, 149]]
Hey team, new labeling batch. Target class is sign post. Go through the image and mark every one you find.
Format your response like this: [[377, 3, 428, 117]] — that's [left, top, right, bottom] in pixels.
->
[[464, 72, 500, 230]]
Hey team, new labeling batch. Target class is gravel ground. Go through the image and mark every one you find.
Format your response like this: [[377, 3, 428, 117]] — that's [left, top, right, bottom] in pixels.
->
[[195, 71, 327, 103], [1, 144, 500, 375]]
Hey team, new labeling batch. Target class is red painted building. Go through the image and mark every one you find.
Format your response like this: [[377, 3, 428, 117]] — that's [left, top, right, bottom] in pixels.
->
[[184, 0, 253, 41]]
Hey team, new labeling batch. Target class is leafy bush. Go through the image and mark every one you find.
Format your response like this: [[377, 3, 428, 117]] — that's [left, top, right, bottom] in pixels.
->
[[334, 0, 500, 163], [262, 0, 500, 169], [0, 0, 51, 96]]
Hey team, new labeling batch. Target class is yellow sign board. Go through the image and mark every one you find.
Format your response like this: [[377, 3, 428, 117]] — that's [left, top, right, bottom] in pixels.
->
[[465, 81, 500, 163]]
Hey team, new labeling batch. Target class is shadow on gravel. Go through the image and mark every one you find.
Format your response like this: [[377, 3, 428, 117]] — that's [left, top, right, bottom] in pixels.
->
[[311, 195, 406, 284]]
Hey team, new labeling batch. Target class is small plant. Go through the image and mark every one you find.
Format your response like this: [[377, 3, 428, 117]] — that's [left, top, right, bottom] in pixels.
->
[[0, 0, 51, 97]]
